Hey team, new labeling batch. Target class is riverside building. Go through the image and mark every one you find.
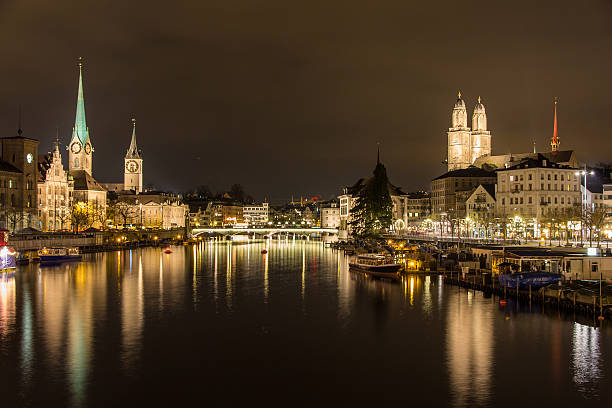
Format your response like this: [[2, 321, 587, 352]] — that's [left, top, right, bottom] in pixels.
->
[[495, 155, 580, 236], [0, 132, 39, 231], [37, 141, 74, 231], [243, 202, 269, 225]]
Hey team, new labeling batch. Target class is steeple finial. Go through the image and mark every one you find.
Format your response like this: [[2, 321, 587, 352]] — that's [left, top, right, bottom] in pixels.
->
[[457, 90, 462, 99], [533, 139, 536, 154], [551, 97, 559, 154], [477, 96, 481, 103], [17, 105, 23, 136], [376, 142, 380, 165]]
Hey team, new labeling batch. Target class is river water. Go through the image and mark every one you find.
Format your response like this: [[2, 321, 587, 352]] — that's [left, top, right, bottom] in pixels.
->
[[0, 240, 610, 407]]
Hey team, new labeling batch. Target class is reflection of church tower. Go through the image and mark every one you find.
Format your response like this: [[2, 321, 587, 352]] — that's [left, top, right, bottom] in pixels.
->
[[470, 96, 491, 163], [124, 119, 143, 193], [447, 92, 471, 171], [68, 59, 93, 175]]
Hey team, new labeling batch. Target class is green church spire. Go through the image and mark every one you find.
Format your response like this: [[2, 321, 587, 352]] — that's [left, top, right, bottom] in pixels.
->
[[72, 58, 89, 146]]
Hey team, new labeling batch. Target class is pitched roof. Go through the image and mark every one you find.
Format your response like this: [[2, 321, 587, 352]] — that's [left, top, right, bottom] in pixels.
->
[[0, 160, 22, 173], [498, 153, 575, 171], [70, 170, 106, 191], [432, 166, 496, 181], [346, 176, 407, 196], [481, 183, 496, 198], [125, 119, 141, 159]]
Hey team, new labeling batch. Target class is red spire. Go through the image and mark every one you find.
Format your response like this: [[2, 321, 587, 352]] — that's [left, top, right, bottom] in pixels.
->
[[551, 98, 559, 154]]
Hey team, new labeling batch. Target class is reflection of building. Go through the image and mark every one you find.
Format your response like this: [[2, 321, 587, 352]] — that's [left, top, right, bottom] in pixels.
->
[[243, 202, 269, 225], [37, 142, 74, 231], [0, 133, 39, 231], [446, 291, 493, 407], [0, 275, 16, 339], [447, 93, 491, 171], [67, 62, 107, 227], [572, 323, 601, 395]]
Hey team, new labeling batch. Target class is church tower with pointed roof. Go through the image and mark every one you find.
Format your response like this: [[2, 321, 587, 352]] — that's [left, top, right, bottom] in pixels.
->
[[124, 119, 143, 193], [447, 91, 472, 171], [68, 59, 94, 175], [470, 96, 491, 163], [447, 92, 492, 171]]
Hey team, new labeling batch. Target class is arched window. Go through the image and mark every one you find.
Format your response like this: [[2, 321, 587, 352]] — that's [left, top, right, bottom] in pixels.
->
[[75, 158, 79, 168], [10, 194, 15, 207]]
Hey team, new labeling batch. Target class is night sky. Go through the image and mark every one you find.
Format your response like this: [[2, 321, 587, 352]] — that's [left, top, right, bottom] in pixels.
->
[[1, 0, 611, 202]]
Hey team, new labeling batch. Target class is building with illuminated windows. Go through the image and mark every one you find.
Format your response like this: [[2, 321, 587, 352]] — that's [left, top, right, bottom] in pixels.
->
[[0, 133, 40, 231], [243, 202, 269, 225], [37, 141, 74, 231], [495, 155, 580, 225]]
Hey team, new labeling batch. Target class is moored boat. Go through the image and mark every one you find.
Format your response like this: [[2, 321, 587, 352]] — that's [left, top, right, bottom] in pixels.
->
[[498, 271, 562, 290], [38, 247, 82, 265], [349, 254, 402, 279]]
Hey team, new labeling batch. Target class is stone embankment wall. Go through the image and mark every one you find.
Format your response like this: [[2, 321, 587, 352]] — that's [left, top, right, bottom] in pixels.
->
[[9, 232, 103, 251], [9, 228, 188, 251]]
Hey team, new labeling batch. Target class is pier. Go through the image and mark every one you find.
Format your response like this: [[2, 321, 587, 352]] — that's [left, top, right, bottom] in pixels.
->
[[443, 270, 612, 319]]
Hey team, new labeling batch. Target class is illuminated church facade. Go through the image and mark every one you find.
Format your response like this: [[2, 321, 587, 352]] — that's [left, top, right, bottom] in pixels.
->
[[447, 92, 491, 171]]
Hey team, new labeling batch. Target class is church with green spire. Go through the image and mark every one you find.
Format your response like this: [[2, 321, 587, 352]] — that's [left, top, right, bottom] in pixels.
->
[[67, 59, 107, 228]]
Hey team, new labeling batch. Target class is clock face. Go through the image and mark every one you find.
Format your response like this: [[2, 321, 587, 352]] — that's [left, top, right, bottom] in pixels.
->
[[71, 142, 82, 153], [126, 160, 139, 173], [26, 153, 33, 164], [84, 143, 92, 154]]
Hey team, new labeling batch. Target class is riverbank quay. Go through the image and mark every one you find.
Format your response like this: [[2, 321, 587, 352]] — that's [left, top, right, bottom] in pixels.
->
[[444, 270, 612, 320], [9, 228, 191, 255]]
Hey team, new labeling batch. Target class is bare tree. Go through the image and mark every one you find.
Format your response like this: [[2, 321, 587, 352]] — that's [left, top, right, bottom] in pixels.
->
[[112, 201, 138, 228], [6, 208, 25, 233]]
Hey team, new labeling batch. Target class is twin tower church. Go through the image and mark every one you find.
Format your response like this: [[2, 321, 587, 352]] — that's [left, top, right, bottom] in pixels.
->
[[446, 92, 491, 171], [67, 61, 143, 195]]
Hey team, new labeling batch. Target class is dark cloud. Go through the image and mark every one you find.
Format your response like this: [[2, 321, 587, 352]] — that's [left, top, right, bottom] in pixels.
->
[[1, 0, 611, 202]]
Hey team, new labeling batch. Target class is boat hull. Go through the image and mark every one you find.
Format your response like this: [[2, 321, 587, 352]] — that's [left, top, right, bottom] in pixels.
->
[[498, 272, 562, 290], [39, 255, 82, 265], [349, 263, 402, 279]]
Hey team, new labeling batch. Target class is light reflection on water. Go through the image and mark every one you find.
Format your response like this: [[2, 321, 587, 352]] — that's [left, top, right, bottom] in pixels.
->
[[0, 241, 610, 407]]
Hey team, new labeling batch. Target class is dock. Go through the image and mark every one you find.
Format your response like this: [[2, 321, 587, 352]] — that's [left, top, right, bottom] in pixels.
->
[[444, 270, 612, 319]]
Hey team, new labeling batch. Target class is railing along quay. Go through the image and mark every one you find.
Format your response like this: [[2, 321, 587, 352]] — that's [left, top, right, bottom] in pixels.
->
[[443, 270, 611, 320]]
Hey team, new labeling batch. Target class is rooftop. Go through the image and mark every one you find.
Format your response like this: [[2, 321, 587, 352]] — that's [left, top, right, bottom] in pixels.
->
[[432, 166, 496, 181]]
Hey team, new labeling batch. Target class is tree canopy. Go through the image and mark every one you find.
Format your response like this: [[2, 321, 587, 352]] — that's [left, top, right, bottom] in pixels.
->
[[349, 160, 393, 237]]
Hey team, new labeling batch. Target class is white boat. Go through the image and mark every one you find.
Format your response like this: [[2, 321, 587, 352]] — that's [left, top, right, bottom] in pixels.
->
[[38, 247, 82, 264], [349, 254, 402, 279]]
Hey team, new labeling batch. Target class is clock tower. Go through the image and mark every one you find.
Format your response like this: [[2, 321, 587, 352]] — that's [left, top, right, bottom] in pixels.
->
[[124, 119, 143, 193], [68, 59, 94, 175]]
